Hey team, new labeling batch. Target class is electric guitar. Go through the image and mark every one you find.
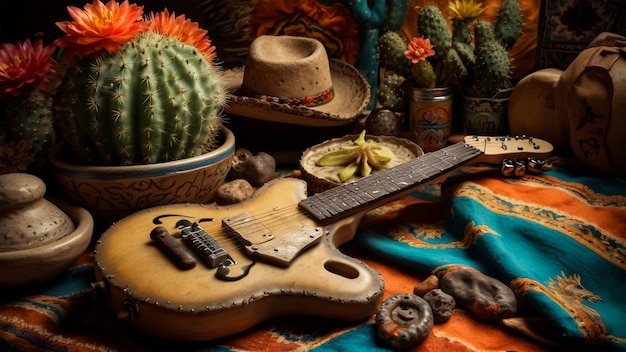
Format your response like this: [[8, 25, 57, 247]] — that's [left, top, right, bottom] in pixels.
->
[[92, 136, 553, 341]]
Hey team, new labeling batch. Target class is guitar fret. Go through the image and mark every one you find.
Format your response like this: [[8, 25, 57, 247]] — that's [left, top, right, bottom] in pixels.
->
[[348, 184, 377, 204], [299, 142, 483, 224]]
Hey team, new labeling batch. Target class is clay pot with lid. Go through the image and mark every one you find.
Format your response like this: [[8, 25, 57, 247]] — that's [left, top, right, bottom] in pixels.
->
[[0, 173, 93, 288]]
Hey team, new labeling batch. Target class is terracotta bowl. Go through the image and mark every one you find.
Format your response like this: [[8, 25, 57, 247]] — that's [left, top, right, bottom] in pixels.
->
[[0, 197, 93, 288], [300, 134, 424, 195], [49, 126, 235, 222]]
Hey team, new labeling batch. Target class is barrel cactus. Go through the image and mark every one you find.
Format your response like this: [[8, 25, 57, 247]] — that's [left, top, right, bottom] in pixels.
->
[[53, 1, 226, 165]]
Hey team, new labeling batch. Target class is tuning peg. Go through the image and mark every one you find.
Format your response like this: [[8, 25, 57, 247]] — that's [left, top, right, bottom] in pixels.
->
[[501, 159, 515, 177], [500, 159, 529, 177], [527, 157, 545, 174], [514, 160, 526, 177]]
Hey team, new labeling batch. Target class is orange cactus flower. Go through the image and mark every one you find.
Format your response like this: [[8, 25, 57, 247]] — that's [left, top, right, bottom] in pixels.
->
[[148, 9, 217, 65], [54, 0, 147, 57], [0, 39, 56, 99], [404, 37, 435, 64]]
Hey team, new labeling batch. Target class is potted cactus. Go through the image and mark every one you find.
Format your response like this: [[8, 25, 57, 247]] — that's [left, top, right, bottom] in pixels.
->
[[48, 0, 234, 221], [377, 31, 454, 152], [416, 0, 523, 135]]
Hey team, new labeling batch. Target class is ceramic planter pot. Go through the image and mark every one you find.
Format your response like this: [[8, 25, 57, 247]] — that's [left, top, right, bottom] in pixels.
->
[[300, 134, 423, 195], [49, 126, 235, 222], [407, 87, 453, 152], [462, 88, 513, 136]]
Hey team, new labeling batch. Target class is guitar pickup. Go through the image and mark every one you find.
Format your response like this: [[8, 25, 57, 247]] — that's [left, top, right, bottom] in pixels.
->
[[223, 212, 324, 267]]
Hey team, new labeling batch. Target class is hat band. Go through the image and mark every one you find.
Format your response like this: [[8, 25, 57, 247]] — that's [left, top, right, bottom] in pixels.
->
[[242, 86, 335, 107]]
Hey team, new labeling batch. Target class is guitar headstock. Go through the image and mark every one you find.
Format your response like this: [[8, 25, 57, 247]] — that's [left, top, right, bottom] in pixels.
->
[[464, 135, 553, 164]]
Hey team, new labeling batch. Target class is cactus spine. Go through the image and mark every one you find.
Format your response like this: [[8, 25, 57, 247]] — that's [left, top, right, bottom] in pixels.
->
[[55, 32, 225, 165]]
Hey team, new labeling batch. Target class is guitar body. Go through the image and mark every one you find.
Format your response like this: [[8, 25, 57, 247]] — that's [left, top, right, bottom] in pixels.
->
[[94, 177, 384, 341]]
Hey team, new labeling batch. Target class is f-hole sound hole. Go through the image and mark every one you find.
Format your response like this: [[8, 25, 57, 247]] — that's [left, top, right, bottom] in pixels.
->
[[323, 260, 359, 279]]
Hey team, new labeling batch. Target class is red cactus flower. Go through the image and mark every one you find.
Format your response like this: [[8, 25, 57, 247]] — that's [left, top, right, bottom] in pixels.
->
[[404, 37, 435, 64], [148, 9, 217, 65], [0, 39, 56, 99], [54, 0, 147, 57]]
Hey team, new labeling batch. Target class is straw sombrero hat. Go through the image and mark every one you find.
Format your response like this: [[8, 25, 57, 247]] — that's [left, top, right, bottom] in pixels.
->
[[219, 35, 370, 127]]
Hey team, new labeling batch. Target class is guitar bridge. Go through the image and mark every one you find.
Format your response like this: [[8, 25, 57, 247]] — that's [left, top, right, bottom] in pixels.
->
[[223, 212, 323, 267], [176, 219, 230, 268]]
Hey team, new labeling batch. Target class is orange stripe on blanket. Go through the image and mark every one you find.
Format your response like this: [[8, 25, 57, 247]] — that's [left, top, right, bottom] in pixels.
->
[[474, 175, 626, 240]]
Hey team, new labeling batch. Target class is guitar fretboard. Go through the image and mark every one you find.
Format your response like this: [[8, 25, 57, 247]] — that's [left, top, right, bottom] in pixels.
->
[[299, 142, 483, 224]]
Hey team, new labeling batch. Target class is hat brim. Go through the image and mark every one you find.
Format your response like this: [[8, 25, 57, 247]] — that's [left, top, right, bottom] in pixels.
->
[[219, 59, 370, 127]]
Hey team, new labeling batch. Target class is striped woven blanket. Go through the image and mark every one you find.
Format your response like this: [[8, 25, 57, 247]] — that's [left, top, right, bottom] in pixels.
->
[[1, 165, 625, 351]]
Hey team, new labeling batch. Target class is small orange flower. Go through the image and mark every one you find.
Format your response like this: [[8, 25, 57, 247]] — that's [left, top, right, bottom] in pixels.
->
[[0, 39, 56, 99], [404, 37, 435, 64], [55, 0, 147, 57], [148, 9, 217, 65]]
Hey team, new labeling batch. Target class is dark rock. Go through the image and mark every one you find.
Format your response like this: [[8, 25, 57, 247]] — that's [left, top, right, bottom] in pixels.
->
[[375, 294, 433, 349], [440, 269, 517, 320], [413, 275, 439, 296], [423, 289, 455, 323], [243, 152, 276, 187], [214, 179, 255, 205]]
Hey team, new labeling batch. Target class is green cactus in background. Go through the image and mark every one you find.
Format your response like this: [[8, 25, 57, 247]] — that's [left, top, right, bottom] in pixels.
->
[[378, 31, 412, 77], [415, 0, 522, 96], [474, 41, 512, 96], [3, 88, 55, 160], [376, 73, 406, 111], [494, 0, 524, 49], [416, 6, 452, 57], [416, 5, 468, 87], [54, 32, 225, 166]]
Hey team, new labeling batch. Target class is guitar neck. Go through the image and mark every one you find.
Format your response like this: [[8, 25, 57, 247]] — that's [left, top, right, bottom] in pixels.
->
[[299, 142, 483, 225]]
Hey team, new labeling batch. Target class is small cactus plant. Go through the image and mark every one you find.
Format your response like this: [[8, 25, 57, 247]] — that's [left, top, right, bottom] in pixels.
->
[[53, 0, 226, 166], [378, 31, 412, 77], [0, 39, 58, 173], [378, 32, 438, 89], [416, 0, 523, 96], [376, 73, 406, 112]]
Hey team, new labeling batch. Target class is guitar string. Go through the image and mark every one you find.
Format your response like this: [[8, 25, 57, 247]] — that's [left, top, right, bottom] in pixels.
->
[[169, 205, 312, 253]]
